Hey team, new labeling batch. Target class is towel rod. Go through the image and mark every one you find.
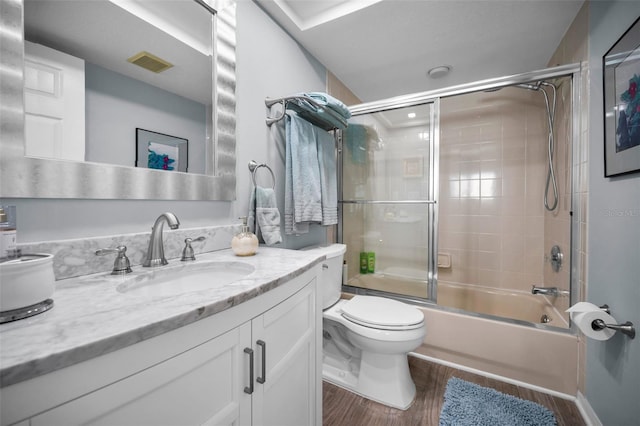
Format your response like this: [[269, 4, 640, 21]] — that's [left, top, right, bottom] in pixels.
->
[[340, 200, 437, 205], [248, 160, 275, 189], [265, 95, 347, 130]]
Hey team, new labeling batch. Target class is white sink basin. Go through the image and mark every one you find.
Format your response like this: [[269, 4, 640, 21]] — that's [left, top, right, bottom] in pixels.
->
[[116, 260, 255, 297]]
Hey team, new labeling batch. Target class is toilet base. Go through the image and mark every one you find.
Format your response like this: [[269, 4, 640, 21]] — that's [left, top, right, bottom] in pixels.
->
[[322, 350, 416, 410]]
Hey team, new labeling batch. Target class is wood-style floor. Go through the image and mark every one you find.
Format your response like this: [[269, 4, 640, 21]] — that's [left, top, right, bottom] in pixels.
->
[[323, 356, 585, 426]]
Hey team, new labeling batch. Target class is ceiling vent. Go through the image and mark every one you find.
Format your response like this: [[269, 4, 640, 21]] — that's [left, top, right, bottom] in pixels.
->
[[127, 51, 173, 73]]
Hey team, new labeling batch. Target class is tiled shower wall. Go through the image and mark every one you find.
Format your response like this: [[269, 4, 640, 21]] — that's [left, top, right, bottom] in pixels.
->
[[542, 78, 573, 316], [438, 89, 555, 294], [547, 1, 590, 395]]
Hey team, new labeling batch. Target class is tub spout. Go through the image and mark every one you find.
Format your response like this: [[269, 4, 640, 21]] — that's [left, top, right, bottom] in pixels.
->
[[531, 285, 558, 296]]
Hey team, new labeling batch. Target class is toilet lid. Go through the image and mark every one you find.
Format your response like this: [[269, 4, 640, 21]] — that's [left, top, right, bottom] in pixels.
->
[[341, 296, 424, 329]]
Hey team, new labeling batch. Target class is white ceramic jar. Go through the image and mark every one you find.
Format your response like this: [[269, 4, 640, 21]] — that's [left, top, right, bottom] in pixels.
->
[[0, 254, 55, 312]]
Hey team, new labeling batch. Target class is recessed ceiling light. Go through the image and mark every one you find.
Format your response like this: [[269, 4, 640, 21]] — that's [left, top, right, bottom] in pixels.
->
[[407, 112, 416, 118], [427, 65, 451, 79]]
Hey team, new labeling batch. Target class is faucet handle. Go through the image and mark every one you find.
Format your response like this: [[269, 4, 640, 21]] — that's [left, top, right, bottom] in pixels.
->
[[181, 236, 206, 262], [96, 245, 133, 275]]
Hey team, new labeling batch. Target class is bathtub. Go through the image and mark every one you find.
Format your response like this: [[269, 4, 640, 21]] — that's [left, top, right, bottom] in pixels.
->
[[349, 271, 569, 327], [345, 273, 578, 395], [437, 281, 569, 328]]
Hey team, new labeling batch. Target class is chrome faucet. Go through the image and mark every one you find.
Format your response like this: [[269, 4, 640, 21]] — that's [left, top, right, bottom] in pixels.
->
[[531, 285, 558, 296], [142, 212, 180, 267]]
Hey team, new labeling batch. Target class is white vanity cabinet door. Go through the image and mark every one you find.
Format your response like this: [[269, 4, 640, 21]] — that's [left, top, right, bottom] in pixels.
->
[[251, 279, 316, 426], [31, 323, 252, 426]]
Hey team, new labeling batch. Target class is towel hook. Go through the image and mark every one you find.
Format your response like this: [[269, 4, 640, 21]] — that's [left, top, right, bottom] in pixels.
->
[[248, 160, 276, 189]]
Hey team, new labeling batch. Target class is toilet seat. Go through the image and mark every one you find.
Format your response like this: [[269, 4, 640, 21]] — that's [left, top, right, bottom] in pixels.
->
[[324, 299, 425, 343], [341, 296, 424, 331]]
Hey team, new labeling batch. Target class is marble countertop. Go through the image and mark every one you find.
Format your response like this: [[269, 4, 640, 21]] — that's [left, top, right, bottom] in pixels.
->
[[0, 247, 325, 388]]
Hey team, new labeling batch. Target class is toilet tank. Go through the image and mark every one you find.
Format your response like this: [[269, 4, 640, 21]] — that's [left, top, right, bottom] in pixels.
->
[[300, 243, 346, 309]]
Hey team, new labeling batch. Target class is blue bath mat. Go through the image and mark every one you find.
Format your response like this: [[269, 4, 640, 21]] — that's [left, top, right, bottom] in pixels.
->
[[439, 377, 557, 426]]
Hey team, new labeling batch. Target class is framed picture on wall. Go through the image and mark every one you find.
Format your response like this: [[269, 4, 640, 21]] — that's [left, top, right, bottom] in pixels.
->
[[135, 128, 188, 172], [603, 16, 640, 177]]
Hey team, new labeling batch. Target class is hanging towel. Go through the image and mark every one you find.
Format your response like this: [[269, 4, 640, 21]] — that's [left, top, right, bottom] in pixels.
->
[[317, 129, 338, 225], [285, 114, 324, 234], [284, 135, 309, 235], [248, 186, 257, 234], [255, 186, 282, 245], [290, 115, 323, 224], [248, 185, 283, 245], [344, 124, 368, 164]]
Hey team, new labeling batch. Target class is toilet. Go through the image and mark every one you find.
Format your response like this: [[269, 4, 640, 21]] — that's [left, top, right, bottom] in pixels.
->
[[303, 244, 426, 410]]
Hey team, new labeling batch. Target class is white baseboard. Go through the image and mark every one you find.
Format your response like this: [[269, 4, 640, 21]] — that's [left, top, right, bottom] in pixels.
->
[[576, 391, 602, 426], [410, 352, 576, 400]]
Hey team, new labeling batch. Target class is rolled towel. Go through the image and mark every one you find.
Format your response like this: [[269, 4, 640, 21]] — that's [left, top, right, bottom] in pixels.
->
[[288, 100, 347, 131], [303, 92, 352, 119]]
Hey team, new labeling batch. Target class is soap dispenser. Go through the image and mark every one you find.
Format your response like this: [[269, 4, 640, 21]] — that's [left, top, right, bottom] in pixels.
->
[[231, 216, 258, 256], [0, 206, 17, 259]]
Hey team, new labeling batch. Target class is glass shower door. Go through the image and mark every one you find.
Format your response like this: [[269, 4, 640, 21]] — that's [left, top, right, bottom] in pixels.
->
[[339, 102, 436, 302]]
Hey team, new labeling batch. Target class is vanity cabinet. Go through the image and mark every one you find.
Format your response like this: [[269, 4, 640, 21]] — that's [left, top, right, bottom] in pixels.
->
[[251, 281, 317, 426], [31, 323, 253, 426], [1, 267, 321, 426]]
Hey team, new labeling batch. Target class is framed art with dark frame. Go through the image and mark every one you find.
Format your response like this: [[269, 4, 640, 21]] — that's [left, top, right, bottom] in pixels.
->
[[603, 17, 640, 177], [135, 128, 188, 172]]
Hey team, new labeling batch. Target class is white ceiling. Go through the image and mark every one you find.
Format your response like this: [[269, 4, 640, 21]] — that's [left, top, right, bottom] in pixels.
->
[[255, 0, 585, 103]]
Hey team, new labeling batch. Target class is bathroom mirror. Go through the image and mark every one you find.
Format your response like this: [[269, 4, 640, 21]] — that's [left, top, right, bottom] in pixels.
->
[[0, 0, 236, 200]]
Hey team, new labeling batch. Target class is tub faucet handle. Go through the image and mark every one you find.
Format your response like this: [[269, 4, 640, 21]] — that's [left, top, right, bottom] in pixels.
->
[[95, 245, 132, 275]]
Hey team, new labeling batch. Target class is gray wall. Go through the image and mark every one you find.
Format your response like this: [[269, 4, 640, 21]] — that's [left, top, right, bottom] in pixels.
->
[[587, 2, 640, 424], [235, 0, 328, 249], [85, 63, 207, 173], [3, 0, 327, 249]]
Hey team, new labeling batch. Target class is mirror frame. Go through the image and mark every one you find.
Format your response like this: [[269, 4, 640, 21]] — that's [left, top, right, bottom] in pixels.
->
[[0, 0, 236, 200]]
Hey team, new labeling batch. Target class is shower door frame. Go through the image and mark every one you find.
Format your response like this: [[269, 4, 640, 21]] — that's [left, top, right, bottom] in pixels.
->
[[338, 63, 583, 326], [337, 99, 439, 305]]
